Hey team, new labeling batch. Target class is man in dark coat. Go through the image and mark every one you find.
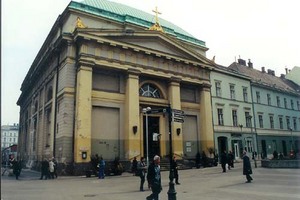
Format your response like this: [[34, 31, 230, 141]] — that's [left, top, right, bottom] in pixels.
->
[[228, 151, 234, 168], [171, 156, 180, 185], [220, 150, 227, 172], [40, 158, 49, 180], [137, 157, 147, 191], [10, 158, 21, 180], [146, 155, 162, 200], [243, 151, 253, 183]]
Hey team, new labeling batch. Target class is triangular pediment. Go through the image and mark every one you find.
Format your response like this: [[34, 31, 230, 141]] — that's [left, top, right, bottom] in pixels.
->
[[76, 29, 214, 67]]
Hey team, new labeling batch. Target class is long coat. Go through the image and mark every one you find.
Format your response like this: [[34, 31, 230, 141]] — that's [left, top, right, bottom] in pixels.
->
[[243, 154, 252, 175]]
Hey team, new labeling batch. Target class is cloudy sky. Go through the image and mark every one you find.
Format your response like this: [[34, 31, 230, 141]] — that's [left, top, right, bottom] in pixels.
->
[[2, 0, 300, 125]]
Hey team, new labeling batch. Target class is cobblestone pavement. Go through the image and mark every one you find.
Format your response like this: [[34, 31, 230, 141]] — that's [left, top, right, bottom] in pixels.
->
[[1, 162, 300, 200]]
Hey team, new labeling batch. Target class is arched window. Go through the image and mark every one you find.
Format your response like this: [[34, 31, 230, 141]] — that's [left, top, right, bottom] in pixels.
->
[[139, 83, 161, 98]]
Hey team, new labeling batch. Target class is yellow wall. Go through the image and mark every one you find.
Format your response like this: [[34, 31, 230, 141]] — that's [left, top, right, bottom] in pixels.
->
[[74, 66, 92, 162]]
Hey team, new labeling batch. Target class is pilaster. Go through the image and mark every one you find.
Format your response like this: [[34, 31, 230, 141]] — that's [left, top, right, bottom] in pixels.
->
[[125, 69, 141, 159], [199, 83, 214, 154], [168, 77, 183, 156], [74, 65, 92, 163]]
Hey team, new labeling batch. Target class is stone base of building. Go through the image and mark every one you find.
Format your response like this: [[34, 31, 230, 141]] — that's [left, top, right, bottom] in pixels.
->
[[261, 159, 300, 168]]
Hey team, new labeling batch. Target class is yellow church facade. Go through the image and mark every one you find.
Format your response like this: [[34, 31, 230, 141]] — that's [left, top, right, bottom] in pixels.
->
[[17, 0, 215, 173]]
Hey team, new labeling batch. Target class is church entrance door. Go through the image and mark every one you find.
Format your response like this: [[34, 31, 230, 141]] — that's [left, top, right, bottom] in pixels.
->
[[143, 116, 160, 161]]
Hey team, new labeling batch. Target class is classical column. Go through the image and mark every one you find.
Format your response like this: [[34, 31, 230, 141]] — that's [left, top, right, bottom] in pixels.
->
[[74, 65, 92, 163], [199, 83, 214, 154], [168, 77, 183, 156], [125, 69, 140, 159]]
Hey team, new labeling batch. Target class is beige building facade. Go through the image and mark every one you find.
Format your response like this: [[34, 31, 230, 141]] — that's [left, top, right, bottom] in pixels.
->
[[17, 0, 215, 173]]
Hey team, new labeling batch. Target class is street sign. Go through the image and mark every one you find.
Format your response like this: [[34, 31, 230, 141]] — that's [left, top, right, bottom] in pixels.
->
[[172, 109, 184, 115], [173, 118, 184, 123]]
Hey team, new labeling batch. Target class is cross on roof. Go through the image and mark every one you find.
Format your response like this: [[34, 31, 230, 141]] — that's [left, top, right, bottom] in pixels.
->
[[152, 6, 161, 25]]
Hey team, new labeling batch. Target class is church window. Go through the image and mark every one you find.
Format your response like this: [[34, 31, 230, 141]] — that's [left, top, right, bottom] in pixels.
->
[[139, 83, 161, 98]]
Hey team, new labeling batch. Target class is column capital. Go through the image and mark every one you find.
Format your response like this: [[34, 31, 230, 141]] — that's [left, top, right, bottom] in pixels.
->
[[200, 82, 211, 92]]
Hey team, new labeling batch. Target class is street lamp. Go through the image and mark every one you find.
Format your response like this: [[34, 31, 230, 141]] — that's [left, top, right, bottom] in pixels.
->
[[247, 115, 257, 168], [142, 107, 151, 169]]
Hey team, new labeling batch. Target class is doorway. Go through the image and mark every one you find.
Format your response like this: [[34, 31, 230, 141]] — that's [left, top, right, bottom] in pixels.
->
[[143, 116, 160, 160], [218, 136, 228, 154]]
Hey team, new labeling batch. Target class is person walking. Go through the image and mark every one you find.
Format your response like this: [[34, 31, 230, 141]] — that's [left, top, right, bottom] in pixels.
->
[[131, 157, 138, 176], [220, 150, 227, 172], [40, 158, 49, 180], [49, 159, 55, 179], [52, 157, 58, 178], [228, 151, 234, 169], [242, 151, 253, 183], [98, 156, 105, 179], [10, 158, 21, 180], [172, 156, 180, 185], [137, 157, 147, 191], [146, 155, 162, 200]]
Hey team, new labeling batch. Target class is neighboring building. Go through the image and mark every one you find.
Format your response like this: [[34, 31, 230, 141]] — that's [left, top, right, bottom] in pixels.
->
[[17, 0, 215, 173], [1, 124, 19, 149], [285, 66, 300, 86], [211, 64, 255, 160], [229, 59, 300, 159]]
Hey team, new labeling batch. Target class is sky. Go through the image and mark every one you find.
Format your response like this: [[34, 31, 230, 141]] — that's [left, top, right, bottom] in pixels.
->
[[2, 0, 300, 125]]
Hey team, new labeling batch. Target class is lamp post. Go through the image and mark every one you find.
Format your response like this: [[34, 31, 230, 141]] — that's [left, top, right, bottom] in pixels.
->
[[167, 105, 176, 200], [247, 115, 257, 168], [142, 107, 151, 169]]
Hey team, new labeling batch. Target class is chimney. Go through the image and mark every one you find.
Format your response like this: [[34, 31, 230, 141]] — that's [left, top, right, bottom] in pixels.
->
[[280, 74, 285, 78], [261, 67, 266, 73], [285, 68, 288, 75], [248, 59, 253, 68], [267, 69, 272, 74], [238, 58, 246, 66], [272, 70, 275, 76]]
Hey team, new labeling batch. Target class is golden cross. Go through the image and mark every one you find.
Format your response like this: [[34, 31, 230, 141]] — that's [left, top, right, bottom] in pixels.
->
[[152, 6, 161, 24]]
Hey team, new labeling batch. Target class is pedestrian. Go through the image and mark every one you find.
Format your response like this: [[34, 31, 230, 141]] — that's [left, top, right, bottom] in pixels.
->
[[52, 157, 58, 178], [242, 150, 253, 183], [137, 157, 147, 191], [131, 157, 138, 176], [146, 155, 162, 200], [49, 159, 55, 179], [195, 152, 201, 168], [201, 151, 207, 168], [40, 158, 49, 180], [10, 158, 21, 180], [220, 150, 227, 172], [98, 156, 105, 179], [171, 156, 180, 185], [228, 150, 234, 168]]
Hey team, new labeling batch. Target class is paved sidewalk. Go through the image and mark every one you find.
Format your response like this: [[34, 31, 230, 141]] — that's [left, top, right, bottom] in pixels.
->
[[1, 162, 300, 200]]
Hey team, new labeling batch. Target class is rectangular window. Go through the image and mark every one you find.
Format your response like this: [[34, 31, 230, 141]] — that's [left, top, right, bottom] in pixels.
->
[[270, 116, 274, 129], [215, 81, 222, 97], [286, 117, 290, 130], [259, 115, 264, 128], [243, 87, 248, 102], [277, 96, 281, 107], [230, 84, 235, 100], [279, 117, 283, 129], [267, 94, 271, 105], [291, 100, 294, 110], [284, 98, 287, 108], [256, 91, 261, 103], [245, 112, 251, 127], [297, 101, 300, 110], [293, 118, 297, 131], [232, 110, 238, 127], [217, 108, 224, 126]]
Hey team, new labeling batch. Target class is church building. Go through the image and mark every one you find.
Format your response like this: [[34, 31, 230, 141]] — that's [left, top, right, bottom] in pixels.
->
[[17, 0, 215, 173]]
